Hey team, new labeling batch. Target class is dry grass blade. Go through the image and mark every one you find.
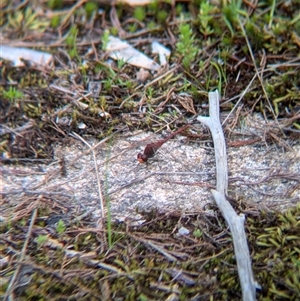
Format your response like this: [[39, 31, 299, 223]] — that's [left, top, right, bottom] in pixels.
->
[[238, 19, 284, 136], [70, 132, 105, 220], [69, 132, 107, 248], [4, 206, 38, 299]]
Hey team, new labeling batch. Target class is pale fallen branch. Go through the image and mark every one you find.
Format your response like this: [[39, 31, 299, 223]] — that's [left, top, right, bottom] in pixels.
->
[[211, 190, 258, 299], [197, 90, 259, 301], [197, 91, 228, 196]]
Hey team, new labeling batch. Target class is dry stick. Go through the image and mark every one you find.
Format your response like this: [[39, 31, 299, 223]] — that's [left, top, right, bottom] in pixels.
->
[[128, 234, 178, 262], [197, 90, 259, 301], [198, 91, 228, 195]]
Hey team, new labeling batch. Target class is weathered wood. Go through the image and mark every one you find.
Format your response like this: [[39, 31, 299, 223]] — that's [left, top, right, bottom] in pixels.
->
[[197, 91, 228, 196], [212, 190, 257, 300], [197, 90, 258, 301]]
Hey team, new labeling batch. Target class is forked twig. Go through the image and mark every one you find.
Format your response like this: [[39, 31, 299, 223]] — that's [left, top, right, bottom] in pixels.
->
[[197, 90, 259, 301], [198, 92, 228, 195]]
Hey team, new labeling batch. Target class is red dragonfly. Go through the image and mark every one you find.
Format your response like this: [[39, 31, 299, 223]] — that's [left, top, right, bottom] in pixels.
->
[[137, 124, 190, 163]]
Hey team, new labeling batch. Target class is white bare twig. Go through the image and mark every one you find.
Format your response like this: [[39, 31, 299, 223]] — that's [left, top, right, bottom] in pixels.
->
[[197, 91, 228, 196], [197, 90, 259, 301]]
